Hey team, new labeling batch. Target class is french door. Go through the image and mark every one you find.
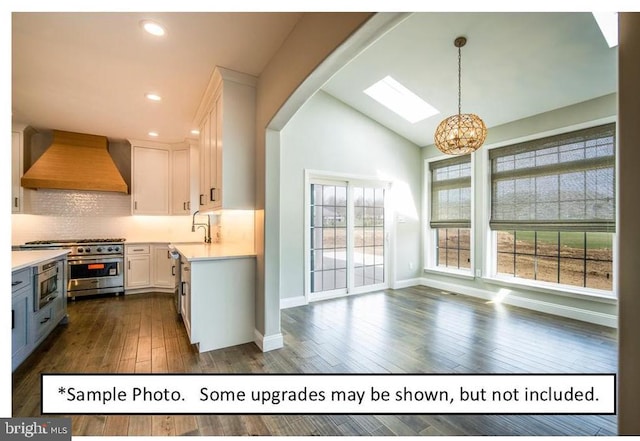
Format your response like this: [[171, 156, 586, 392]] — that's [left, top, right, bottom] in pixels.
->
[[307, 177, 388, 302]]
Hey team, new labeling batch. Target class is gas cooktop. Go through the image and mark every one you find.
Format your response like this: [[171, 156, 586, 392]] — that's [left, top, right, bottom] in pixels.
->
[[24, 238, 126, 245]]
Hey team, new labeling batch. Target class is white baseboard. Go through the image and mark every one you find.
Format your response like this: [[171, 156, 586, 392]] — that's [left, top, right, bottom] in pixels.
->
[[419, 277, 617, 328], [391, 278, 422, 289], [280, 295, 307, 310], [254, 329, 284, 352]]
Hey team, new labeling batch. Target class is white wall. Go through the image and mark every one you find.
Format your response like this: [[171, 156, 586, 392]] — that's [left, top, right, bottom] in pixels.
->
[[421, 93, 618, 327], [279, 90, 422, 303], [11, 188, 254, 246], [254, 12, 382, 343]]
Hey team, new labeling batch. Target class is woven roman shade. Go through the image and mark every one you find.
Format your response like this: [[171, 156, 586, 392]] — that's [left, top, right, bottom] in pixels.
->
[[429, 155, 472, 229], [489, 123, 616, 232]]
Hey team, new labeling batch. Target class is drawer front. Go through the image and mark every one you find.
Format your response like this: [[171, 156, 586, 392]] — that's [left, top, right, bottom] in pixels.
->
[[12, 268, 31, 293], [34, 302, 56, 343], [126, 244, 150, 255]]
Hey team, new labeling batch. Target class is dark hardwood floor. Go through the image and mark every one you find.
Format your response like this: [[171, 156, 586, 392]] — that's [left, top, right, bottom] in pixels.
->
[[12, 286, 618, 436]]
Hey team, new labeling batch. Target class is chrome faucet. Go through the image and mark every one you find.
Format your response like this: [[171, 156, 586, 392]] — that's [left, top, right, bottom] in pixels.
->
[[191, 210, 212, 243]]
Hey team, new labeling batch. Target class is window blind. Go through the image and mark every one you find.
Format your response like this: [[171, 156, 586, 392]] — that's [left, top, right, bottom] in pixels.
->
[[489, 123, 615, 232], [429, 155, 472, 229]]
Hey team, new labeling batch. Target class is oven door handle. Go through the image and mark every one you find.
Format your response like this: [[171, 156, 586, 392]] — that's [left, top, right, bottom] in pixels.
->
[[68, 257, 123, 264]]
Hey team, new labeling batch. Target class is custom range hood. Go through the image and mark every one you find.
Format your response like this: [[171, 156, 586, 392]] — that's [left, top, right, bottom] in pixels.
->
[[21, 130, 128, 193]]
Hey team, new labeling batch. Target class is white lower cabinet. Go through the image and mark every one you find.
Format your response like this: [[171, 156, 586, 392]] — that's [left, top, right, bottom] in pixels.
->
[[125, 243, 176, 293], [187, 256, 255, 352], [125, 245, 151, 290], [180, 256, 192, 340], [153, 245, 174, 288]]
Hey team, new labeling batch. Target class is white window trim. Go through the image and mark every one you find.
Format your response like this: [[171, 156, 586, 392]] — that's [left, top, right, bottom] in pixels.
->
[[481, 273, 617, 304], [423, 154, 475, 276]]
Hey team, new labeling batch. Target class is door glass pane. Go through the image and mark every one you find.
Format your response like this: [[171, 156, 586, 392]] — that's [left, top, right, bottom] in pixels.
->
[[310, 182, 385, 295], [310, 183, 347, 293], [353, 186, 385, 288]]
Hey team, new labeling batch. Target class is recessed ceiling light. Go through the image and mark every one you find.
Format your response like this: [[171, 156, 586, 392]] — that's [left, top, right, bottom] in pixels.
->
[[141, 20, 166, 37], [592, 12, 618, 48], [148, 131, 159, 137], [190, 129, 200, 135], [364, 75, 439, 123], [145, 93, 162, 102]]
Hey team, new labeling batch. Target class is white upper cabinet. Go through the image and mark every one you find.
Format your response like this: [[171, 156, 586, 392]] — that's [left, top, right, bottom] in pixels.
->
[[130, 140, 193, 216], [12, 124, 31, 213], [196, 67, 256, 212], [12, 130, 23, 213], [131, 143, 170, 215], [171, 147, 190, 215]]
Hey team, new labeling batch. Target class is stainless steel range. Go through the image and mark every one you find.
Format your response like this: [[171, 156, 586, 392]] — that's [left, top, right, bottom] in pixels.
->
[[22, 238, 125, 299]]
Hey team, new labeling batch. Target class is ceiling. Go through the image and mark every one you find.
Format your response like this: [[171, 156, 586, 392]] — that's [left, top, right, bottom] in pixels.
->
[[12, 12, 617, 147], [322, 12, 617, 147], [11, 12, 303, 143]]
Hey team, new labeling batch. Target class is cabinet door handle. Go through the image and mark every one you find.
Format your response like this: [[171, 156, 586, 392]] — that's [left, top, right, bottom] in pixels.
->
[[128, 260, 131, 270], [14, 197, 18, 208], [187, 201, 190, 210], [199, 194, 204, 206], [183, 202, 187, 211], [12, 310, 14, 330], [12, 280, 23, 287], [210, 187, 216, 202], [134, 201, 138, 210], [181, 281, 186, 295], [172, 265, 176, 276], [40, 317, 50, 325], [133, 248, 144, 252]]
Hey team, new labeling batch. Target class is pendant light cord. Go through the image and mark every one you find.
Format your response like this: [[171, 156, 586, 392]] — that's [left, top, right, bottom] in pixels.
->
[[458, 44, 462, 116]]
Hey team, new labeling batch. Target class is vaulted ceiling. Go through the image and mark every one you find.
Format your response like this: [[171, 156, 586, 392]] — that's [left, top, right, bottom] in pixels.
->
[[12, 12, 617, 147]]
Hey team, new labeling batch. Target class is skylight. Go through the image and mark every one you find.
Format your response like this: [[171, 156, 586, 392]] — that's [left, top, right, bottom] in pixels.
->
[[593, 12, 618, 48], [363, 76, 439, 124]]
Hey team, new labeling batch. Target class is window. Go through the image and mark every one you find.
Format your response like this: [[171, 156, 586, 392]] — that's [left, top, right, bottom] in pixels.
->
[[429, 155, 472, 271], [496, 231, 613, 290], [489, 123, 615, 292], [437, 228, 471, 270]]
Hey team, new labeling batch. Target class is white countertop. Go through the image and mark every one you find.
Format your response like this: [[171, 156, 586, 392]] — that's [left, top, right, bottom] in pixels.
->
[[171, 242, 256, 262], [12, 249, 70, 272]]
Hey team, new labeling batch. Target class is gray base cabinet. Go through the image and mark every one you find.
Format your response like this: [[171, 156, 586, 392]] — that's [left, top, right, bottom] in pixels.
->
[[12, 281, 32, 371], [12, 264, 67, 371]]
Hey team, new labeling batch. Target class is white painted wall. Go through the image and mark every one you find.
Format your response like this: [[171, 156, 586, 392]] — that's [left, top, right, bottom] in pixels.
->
[[254, 12, 380, 341], [421, 93, 618, 326], [10, 188, 254, 246], [279, 90, 422, 303]]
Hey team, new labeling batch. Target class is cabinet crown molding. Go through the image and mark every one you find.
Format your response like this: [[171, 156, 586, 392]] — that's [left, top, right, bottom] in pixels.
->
[[193, 66, 257, 128]]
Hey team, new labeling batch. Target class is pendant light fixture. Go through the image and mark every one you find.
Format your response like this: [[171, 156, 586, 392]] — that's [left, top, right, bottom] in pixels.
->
[[434, 36, 487, 155]]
